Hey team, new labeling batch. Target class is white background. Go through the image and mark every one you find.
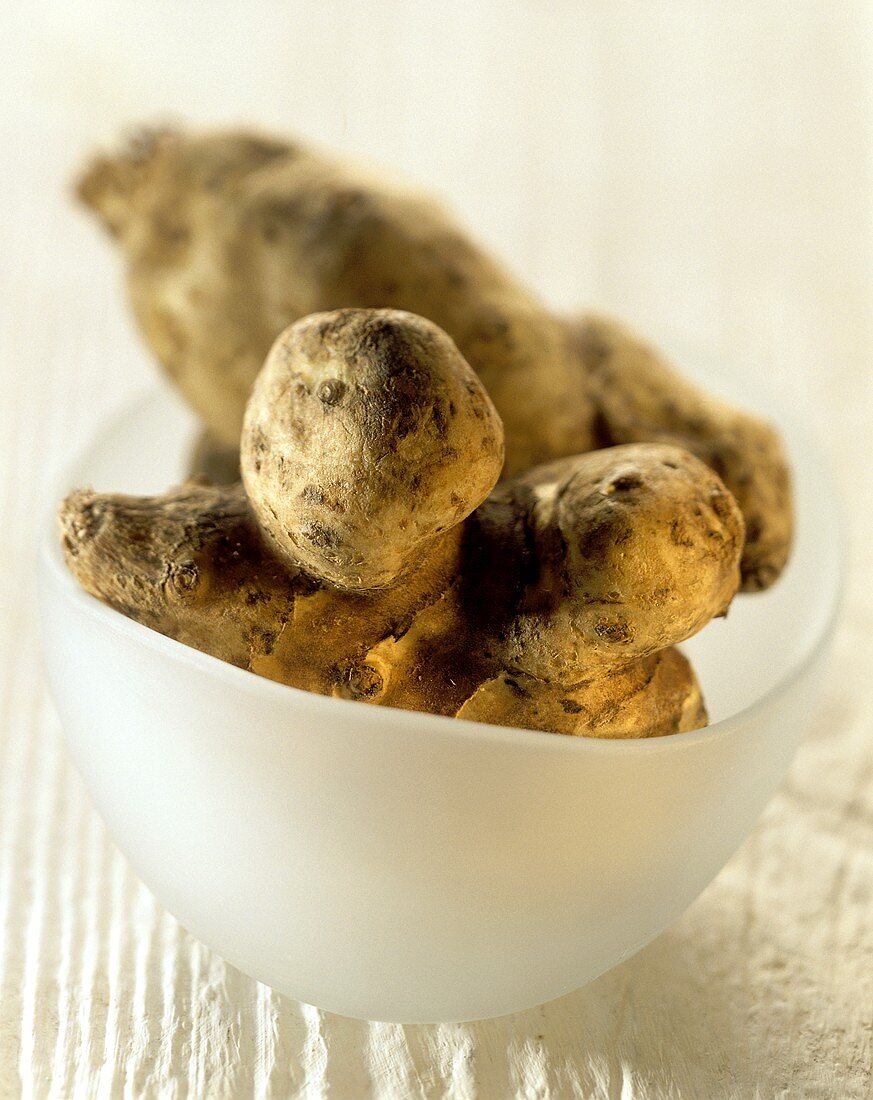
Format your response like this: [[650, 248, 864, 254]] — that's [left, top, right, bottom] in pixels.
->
[[2, 3, 872, 1096]]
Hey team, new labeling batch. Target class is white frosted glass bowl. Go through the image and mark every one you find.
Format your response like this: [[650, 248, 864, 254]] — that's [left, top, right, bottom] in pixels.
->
[[39, 371, 841, 1023]]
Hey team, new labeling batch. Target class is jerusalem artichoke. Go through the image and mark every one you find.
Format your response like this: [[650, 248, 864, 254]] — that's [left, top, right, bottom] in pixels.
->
[[76, 126, 789, 591], [60, 309, 743, 738]]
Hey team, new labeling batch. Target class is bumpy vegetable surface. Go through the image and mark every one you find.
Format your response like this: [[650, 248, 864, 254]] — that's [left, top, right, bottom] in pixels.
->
[[60, 310, 744, 738], [77, 126, 791, 590], [242, 309, 504, 589], [573, 315, 792, 591]]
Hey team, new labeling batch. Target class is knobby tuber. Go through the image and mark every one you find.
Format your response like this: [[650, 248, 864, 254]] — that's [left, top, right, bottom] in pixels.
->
[[76, 126, 791, 590], [60, 309, 744, 738], [241, 308, 504, 589]]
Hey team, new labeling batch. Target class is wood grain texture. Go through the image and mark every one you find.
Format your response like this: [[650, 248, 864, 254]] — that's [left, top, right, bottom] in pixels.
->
[[2, 2, 872, 1096]]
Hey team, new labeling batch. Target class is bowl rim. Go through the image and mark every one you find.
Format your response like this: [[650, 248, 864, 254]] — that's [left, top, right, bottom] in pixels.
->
[[40, 379, 845, 757]]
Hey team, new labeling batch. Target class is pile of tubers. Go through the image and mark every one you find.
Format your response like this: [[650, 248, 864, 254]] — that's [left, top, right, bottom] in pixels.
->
[[60, 127, 793, 739]]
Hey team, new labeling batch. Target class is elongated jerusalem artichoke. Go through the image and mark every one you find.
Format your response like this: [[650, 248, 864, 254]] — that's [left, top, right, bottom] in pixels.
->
[[60, 309, 743, 738], [77, 125, 791, 591]]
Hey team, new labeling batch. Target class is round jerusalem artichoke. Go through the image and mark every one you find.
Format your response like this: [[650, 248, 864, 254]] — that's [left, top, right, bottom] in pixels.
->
[[76, 125, 790, 591], [59, 310, 743, 739], [241, 309, 503, 590], [472, 444, 744, 683]]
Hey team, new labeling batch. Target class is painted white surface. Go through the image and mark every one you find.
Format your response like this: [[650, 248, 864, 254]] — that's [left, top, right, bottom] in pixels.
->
[[2, 1, 872, 1095]]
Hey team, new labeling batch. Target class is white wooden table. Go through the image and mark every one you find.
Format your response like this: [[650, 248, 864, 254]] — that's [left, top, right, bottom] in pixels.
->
[[2, 3, 872, 1096]]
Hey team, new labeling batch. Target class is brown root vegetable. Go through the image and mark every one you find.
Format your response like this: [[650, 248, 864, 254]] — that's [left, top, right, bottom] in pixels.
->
[[77, 128, 592, 476], [241, 308, 504, 590], [58, 464, 720, 738], [468, 443, 745, 682], [574, 314, 793, 592], [59, 480, 467, 705], [59, 313, 743, 738], [76, 126, 792, 590], [58, 481, 309, 670], [456, 648, 706, 738]]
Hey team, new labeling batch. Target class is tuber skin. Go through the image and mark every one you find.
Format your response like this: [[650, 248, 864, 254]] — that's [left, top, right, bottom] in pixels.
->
[[241, 309, 504, 590], [76, 126, 791, 591], [189, 428, 240, 484], [573, 315, 793, 591], [59, 310, 744, 739]]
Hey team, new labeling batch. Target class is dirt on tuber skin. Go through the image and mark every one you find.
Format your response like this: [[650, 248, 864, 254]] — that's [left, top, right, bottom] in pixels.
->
[[76, 125, 791, 591], [59, 309, 744, 739]]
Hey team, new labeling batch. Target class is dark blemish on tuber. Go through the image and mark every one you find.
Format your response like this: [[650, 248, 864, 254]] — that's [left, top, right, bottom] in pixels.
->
[[670, 519, 695, 549], [334, 660, 384, 701], [594, 619, 632, 644], [504, 677, 531, 699], [606, 474, 644, 494], [316, 379, 346, 406], [168, 561, 200, 596], [300, 521, 341, 550]]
